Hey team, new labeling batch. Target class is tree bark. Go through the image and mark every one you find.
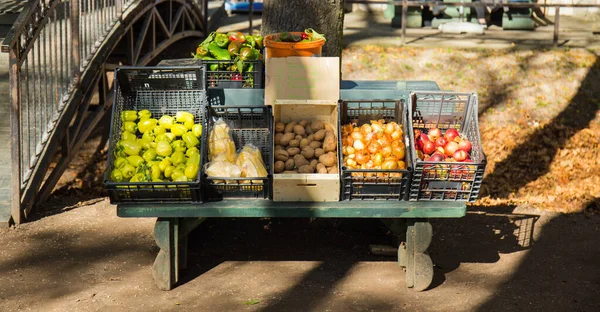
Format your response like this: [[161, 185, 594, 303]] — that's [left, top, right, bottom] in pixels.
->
[[261, 0, 345, 57]]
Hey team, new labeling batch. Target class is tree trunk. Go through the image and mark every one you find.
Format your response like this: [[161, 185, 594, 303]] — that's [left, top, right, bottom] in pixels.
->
[[261, 0, 345, 57]]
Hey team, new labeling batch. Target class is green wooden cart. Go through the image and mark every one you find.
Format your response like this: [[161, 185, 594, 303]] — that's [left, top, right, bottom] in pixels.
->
[[116, 80, 467, 292]]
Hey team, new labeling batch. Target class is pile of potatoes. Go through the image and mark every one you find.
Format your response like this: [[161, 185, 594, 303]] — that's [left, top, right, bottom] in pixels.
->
[[273, 120, 338, 174]]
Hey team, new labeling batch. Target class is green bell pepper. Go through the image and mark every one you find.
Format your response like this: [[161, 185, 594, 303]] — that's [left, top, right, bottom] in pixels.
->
[[171, 124, 188, 137], [228, 40, 242, 56], [195, 45, 210, 58], [208, 42, 231, 61], [121, 131, 137, 142], [122, 121, 137, 134], [171, 140, 187, 153], [110, 169, 124, 182], [121, 110, 138, 122], [126, 155, 145, 168], [182, 132, 200, 148], [184, 163, 199, 180], [254, 35, 264, 49], [138, 118, 158, 134], [142, 148, 158, 163], [158, 115, 174, 130], [114, 156, 128, 169], [185, 147, 200, 158], [156, 140, 173, 157], [138, 110, 152, 120], [120, 140, 142, 156], [245, 35, 256, 48], [153, 125, 167, 136], [215, 33, 230, 48], [171, 151, 186, 166], [192, 124, 202, 138], [121, 164, 136, 179]]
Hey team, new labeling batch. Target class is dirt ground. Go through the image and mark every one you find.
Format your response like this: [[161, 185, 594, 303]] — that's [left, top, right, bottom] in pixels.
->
[[2, 9, 600, 312]]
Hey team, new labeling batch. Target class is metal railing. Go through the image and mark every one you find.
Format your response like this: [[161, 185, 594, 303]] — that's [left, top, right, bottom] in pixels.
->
[[347, 0, 600, 45], [2, 0, 208, 223]]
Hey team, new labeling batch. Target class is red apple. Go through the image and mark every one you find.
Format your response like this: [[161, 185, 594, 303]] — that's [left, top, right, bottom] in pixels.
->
[[429, 153, 445, 162], [444, 128, 460, 142], [444, 141, 460, 157], [428, 128, 442, 141], [458, 138, 472, 153], [435, 137, 447, 148], [436, 146, 445, 155], [453, 150, 468, 162], [422, 139, 436, 155]]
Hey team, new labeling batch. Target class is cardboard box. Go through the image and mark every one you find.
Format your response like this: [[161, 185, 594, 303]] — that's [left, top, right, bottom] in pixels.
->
[[265, 57, 341, 202]]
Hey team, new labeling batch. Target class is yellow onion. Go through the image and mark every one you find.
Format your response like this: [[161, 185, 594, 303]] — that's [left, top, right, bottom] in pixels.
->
[[382, 160, 398, 170], [361, 124, 373, 134], [392, 146, 405, 160], [371, 122, 384, 133], [345, 158, 357, 168], [353, 139, 365, 151], [397, 160, 407, 170], [385, 123, 395, 135], [391, 129, 403, 141], [355, 151, 370, 165], [351, 130, 364, 141], [373, 153, 384, 166], [381, 145, 392, 157], [367, 141, 381, 154]]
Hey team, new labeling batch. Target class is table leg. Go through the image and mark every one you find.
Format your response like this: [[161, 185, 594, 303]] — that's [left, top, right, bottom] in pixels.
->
[[403, 219, 434, 291], [152, 217, 205, 290]]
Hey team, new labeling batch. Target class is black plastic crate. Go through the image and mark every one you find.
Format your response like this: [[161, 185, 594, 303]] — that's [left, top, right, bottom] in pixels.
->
[[408, 91, 487, 202], [202, 105, 273, 200], [338, 100, 413, 201], [104, 66, 207, 204], [201, 59, 264, 89]]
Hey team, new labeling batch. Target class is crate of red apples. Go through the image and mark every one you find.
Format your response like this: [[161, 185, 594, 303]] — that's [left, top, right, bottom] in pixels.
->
[[408, 92, 487, 202]]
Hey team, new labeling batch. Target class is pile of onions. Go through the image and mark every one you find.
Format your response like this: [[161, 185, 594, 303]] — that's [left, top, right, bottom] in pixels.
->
[[341, 119, 407, 176]]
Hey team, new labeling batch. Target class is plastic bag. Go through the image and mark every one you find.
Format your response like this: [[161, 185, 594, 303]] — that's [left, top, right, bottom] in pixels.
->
[[208, 118, 236, 162], [236, 144, 268, 178], [204, 158, 242, 178]]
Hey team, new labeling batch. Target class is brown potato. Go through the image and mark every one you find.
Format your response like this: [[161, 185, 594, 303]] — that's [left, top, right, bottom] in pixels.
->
[[280, 133, 295, 146], [299, 138, 310, 148], [301, 147, 315, 160], [287, 147, 301, 156], [298, 165, 314, 174], [311, 120, 324, 131], [307, 134, 314, 142], [293, 125, 306, 136], [305, 124, 314, 135], [327, 165, 338, 174], [323, 131, 336, 152], [310, 159, 319, 170], [285, 159, 295, 170], [324, 123, 335, 132], [314, 148, 325, 158], [283, 170, 298, 174], [295, 134, 303, 141], [284, 121, 297, 133], [274, 161, 285, 173], [293, 154, 309, 168], [289, 139, 300, 147], [274, 133, 284, 145], [299, 120, 309, 127], [313, 129, 326, 141], [275, 144, 284, 150], [274, 150, 289, 162], [319, 152, 336, 167], [309, 141, 321, 149], [275, 122, 285, 133], [316, 163, 327, 174]]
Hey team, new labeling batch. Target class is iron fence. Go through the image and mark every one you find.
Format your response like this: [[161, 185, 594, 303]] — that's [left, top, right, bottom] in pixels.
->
[[2, 0, 208, 223]]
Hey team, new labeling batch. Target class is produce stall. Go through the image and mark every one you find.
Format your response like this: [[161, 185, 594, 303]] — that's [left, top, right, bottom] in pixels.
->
[[107, 33, 485, 291]]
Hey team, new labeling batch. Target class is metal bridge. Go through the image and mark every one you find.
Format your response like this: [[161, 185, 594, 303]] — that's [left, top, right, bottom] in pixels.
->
[[0, 0, 223, 225]]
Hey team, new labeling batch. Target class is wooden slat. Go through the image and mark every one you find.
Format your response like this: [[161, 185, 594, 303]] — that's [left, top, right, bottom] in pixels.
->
[[0, 53, 11, 227], [118, 200, 467, 219]]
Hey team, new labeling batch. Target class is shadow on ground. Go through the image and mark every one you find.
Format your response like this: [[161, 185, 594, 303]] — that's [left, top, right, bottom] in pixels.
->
[[481, 58, 600, 199], [181, 207, 541, 308]]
